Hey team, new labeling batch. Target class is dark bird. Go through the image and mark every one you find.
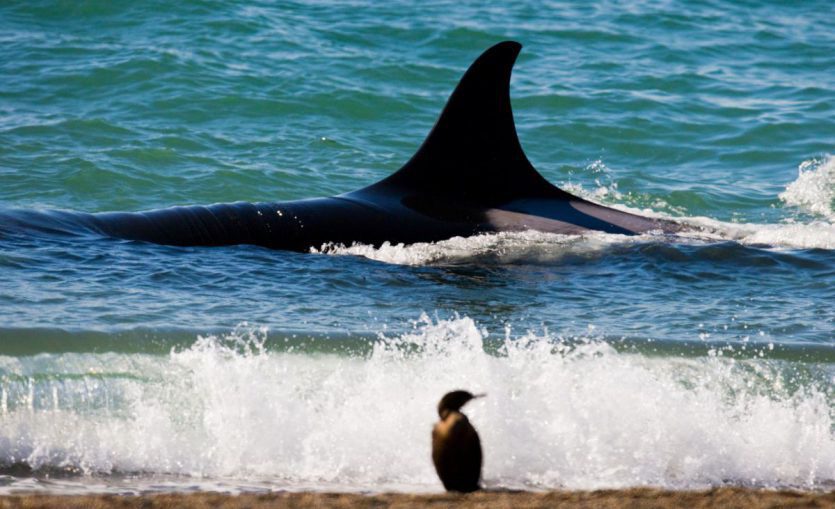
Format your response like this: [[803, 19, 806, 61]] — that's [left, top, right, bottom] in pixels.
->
[[432, 390, 485, 493]]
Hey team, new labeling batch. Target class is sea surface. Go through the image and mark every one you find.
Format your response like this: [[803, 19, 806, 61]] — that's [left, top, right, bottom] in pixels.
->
[[1, 0, 833, 495]]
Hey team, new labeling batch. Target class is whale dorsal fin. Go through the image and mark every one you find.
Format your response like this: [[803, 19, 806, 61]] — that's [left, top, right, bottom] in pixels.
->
[[378, 41, 568, 205]]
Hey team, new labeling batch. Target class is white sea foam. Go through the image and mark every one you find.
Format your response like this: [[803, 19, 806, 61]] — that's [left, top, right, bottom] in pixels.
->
[[314, 231, 637, 266], [678, 216, 835, 250], [314, 156, 835, 264], [780, 155, 835, 221], [0, 318, 832, 493], [315, 216, 835, 265], [579, 156, 835, 249]]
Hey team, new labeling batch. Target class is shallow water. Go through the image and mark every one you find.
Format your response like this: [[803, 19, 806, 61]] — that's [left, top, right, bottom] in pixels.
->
[[1, 0, 834, 494]]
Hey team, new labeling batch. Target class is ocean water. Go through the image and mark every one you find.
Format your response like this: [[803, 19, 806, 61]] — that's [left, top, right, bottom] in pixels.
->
[[1, 0, 834, 495]]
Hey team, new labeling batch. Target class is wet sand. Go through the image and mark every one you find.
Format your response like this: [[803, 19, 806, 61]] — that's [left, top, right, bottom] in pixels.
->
[[1, 488, 833, 509]]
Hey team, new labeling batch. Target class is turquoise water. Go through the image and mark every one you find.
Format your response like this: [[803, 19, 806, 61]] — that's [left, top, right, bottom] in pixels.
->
[[1, 0, 834, 494]]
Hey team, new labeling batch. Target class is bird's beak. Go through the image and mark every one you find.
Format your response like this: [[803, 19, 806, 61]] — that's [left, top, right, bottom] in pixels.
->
[[473, 393, 486, 399]]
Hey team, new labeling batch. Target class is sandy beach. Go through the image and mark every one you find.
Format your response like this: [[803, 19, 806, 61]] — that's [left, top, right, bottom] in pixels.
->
[[1, 488, 833, 509]]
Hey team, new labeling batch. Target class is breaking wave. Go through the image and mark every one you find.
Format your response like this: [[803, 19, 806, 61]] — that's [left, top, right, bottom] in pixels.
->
[[1, 317, 832, 493]]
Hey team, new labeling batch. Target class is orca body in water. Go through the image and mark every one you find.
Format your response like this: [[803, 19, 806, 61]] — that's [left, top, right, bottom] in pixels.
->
[[9, 41, 680, 252]]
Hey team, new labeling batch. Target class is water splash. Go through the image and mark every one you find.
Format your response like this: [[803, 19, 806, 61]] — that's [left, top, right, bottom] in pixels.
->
[[315, 218, 835, 266], [1, 317, 832, 493], [313, 155, 835, 265], [313, 231, 634, 266], [780, 155, 835, 221]]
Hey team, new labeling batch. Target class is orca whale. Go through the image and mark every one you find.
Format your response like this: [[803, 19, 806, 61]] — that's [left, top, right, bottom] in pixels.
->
[[11, 41, 680, 252]]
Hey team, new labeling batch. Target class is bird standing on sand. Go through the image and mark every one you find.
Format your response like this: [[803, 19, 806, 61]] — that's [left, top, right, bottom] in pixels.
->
[[431, 390, 485, 492]]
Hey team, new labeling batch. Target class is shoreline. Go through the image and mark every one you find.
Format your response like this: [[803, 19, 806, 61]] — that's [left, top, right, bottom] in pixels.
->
[[1, 487, 833, 509]]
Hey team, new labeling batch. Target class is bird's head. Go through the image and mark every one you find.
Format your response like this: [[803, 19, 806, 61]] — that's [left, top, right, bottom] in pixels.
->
[[437, 390, 485, 419]]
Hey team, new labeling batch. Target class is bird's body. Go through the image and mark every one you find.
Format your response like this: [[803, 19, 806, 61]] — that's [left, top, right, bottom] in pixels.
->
[[431, 390, 483, 493]]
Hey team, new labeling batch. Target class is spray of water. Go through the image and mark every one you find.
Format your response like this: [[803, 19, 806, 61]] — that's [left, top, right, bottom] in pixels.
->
[[1, 317, 832, 492], [780, 155, 835, 221]]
